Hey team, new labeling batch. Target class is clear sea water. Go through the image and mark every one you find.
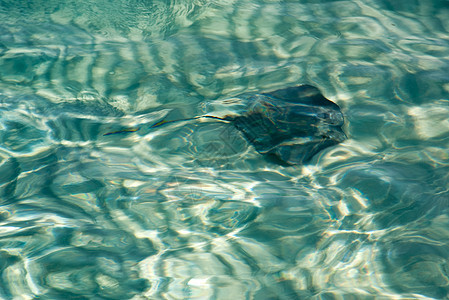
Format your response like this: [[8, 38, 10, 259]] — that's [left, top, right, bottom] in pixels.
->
[[1, 0, 449, 299]]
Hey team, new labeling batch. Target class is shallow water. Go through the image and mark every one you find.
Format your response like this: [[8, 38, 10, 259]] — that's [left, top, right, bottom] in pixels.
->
[[1, 0, 449, 299]]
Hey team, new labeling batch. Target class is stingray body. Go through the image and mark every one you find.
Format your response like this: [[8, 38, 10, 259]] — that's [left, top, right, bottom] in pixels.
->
[[104, 85, 346, 165], [225, 85, 346, 165]]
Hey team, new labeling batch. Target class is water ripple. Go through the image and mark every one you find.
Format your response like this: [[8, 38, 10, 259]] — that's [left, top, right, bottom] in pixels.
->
[[0, 0, 449, 298]]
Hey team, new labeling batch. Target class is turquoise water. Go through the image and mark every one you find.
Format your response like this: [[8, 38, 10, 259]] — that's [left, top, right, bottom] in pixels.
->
[[1, 0, 449, 298]]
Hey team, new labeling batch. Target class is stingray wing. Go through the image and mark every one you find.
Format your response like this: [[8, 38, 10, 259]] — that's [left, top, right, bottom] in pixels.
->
[[234, 85, 345, 164], [263, 85, 341, 109]]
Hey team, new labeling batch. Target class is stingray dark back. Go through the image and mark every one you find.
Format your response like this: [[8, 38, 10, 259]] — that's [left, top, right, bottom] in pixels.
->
[[229, 85, 346, 165]]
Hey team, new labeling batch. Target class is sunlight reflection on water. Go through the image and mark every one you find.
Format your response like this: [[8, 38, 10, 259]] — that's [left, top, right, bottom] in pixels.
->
[[0, 0, 449, 298]]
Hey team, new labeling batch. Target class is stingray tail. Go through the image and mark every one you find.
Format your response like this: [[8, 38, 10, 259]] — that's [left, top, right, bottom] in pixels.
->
[[150, 115, 229, 128], [103, 128, 140, 136], [103, 115, 228, 136]]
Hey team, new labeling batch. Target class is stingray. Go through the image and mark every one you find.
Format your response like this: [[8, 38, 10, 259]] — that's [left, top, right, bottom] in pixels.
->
[[104, 85, 346, 165]]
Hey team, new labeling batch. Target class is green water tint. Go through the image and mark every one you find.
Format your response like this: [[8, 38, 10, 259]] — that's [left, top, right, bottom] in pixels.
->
[[2, 0, 449, 298], [104, 85, 345, 165]]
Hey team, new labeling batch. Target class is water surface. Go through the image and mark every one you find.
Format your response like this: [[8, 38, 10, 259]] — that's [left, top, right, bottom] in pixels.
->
[[1, 0, 449, 299]]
